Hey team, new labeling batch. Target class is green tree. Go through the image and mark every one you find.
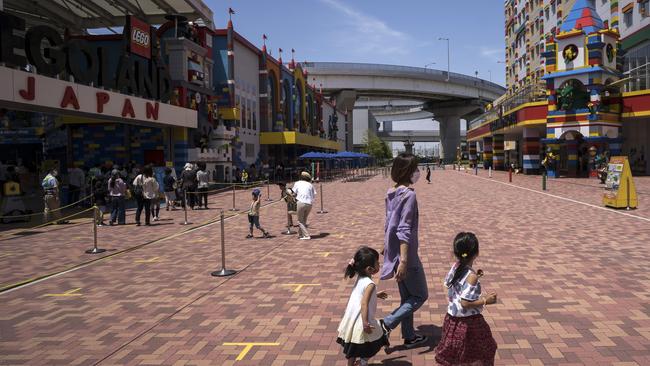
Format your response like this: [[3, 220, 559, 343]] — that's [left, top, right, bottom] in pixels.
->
[[362, 131, 392, 163]]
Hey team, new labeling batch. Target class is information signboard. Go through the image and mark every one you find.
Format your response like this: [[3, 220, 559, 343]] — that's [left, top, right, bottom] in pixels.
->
[[603, 156, 638, 209]]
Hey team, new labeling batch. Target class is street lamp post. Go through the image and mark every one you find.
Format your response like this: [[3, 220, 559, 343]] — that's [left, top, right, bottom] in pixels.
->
[[438, 37, 450, 81], [424, 62, 436, 69]]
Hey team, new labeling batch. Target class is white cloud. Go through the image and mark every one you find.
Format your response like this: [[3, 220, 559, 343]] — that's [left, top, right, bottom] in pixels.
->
[[320, 0, 411, 57], [480, 46, 503, 61]]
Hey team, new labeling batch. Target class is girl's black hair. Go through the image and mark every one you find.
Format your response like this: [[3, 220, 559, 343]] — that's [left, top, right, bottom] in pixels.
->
[[344, 246, 379, 279], [450, 232, 480, 286]]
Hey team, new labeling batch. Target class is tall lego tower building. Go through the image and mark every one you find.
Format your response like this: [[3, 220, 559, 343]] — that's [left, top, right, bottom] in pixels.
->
[[541, 0, 623, 177]]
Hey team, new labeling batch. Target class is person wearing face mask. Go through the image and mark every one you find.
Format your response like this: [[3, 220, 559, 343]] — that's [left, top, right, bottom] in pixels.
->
[[41, 168, 68, 225], [378, 153, 428, 349]]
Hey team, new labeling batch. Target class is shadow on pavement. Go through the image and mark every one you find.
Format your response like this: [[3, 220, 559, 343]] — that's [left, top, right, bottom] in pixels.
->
[[311, 232, 330, 239], [384, 324, 442, 356]]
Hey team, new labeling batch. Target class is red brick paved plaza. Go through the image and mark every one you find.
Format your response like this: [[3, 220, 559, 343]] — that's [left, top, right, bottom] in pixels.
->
[[1, 170, 650, 365]]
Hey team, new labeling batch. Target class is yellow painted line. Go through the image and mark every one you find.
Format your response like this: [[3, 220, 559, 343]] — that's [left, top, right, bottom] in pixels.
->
[[281, 284, 320, 293], [134, 257, 160, 264], [317, 251, 340, 257], [43, 287, 82, 297], [223, 342, 280, 361]]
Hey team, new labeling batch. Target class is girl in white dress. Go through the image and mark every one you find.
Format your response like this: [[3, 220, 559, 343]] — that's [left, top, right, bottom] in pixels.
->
[[337, 246, 389, 366]]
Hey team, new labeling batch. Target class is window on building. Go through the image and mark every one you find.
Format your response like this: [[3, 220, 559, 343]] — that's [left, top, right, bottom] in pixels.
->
[[641, 0, 649, 17], [246, 143, 254, 158], [624, 9, 633, 27]]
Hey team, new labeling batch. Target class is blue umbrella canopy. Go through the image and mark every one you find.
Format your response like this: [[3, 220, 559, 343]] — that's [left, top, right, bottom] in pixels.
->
[[334, 151, 359, 159], [299, 152, 321, 159], [299, 152, 334, 159]]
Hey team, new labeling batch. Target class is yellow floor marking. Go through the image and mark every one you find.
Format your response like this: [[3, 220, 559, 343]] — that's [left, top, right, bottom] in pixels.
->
[[134, 257, 160, 263], [316, 251, 339, 257], [281, 284, 320, 292], [223, 342, 280, 361], [44, 287, 82, 297]]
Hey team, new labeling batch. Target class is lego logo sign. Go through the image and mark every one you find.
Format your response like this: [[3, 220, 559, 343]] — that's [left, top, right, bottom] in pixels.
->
[[128, 16, 151, 59], [132, 29, 149, 47]]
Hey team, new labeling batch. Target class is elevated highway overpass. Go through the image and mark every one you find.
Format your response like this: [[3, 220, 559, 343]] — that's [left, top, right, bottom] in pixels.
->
[[377, 130, 467, 143], [303, 62, 505, 161]]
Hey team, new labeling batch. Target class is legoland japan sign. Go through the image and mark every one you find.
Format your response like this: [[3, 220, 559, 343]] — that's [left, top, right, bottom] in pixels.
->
[[0, 12, 196, 128]]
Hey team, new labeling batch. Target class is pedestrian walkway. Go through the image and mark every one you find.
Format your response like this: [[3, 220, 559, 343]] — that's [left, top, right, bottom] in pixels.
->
[[1, 171, 649, 365]]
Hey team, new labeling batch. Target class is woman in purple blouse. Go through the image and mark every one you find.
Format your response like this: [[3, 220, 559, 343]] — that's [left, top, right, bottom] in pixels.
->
[[379, 153, 429, 348]]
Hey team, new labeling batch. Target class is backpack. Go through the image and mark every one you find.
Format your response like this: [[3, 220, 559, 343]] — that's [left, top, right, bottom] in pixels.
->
[[284, 188, 297, 212], [133, 175, 144, 197]]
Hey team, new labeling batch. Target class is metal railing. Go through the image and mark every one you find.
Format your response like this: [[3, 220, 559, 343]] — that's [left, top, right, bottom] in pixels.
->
[[468, 82, 546, 131], [623, 62, 650, 93]]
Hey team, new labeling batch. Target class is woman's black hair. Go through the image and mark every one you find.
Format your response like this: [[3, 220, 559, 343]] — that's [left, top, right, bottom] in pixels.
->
[[143, 165, 153, 178], [164, 167, 172, 175], [449, 232, 480, 286], [109, 171, 119, 188], [391, 153, 419, 186], [344, 246, 379, 279]]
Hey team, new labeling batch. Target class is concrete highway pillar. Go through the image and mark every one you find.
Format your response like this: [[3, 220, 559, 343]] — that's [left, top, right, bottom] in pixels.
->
[[404, 140, 414, 154], [439, 115, 461, 164]]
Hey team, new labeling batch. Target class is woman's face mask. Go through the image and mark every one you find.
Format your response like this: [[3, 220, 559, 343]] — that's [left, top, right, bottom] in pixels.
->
[[410, 169, 420, 184]]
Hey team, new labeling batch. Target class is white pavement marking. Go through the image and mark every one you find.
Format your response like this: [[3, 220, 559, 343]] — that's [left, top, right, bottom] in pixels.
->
[[467, 172, 650, 223]]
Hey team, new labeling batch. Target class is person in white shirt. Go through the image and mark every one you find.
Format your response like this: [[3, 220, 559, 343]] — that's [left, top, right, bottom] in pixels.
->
[[67, 164, 85, 206], [292, 171, 316, 240], [133, 165, 159, 226]]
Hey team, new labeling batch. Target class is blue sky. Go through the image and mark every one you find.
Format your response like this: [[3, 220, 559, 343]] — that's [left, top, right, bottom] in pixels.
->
[[207, 0, 506, 86]]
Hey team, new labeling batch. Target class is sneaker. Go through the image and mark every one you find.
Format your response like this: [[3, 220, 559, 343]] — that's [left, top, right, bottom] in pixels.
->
[[246, 234, 253, 239], [153, 217, 159, 221], [403, 334, 427, 349], [379, 319, 391, 335], [299, 236, 311, 240], [263, 232, 270, 238]]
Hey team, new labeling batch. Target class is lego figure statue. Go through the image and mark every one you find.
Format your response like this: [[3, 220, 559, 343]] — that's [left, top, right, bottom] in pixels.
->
[[542, 148, 558, 178]]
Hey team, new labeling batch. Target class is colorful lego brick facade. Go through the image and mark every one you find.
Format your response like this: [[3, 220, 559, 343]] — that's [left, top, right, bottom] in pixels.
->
[[492, 135, 505, 170], [70, 124, 167, 167], [469, 141, 477, 167], [482, 137, 493, 169], [522, 128, 541, 174]]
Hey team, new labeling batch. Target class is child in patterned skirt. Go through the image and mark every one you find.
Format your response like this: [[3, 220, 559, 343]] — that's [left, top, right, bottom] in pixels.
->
[[337, 246, 389, 366], [435, 232, 498, 366]]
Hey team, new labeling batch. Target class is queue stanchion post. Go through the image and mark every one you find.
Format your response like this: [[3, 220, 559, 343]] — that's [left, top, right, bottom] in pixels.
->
[[489, 166, 492, 178], [508, 166, 512, 183], [85, 206, 106, 254], [181, 190, 190, 225], [317, 181, 328, 214], [265, 180, 273, 201], [230, 185, 238, 211], [542, 171, 547, 191], [211, 210, 237, 277]]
